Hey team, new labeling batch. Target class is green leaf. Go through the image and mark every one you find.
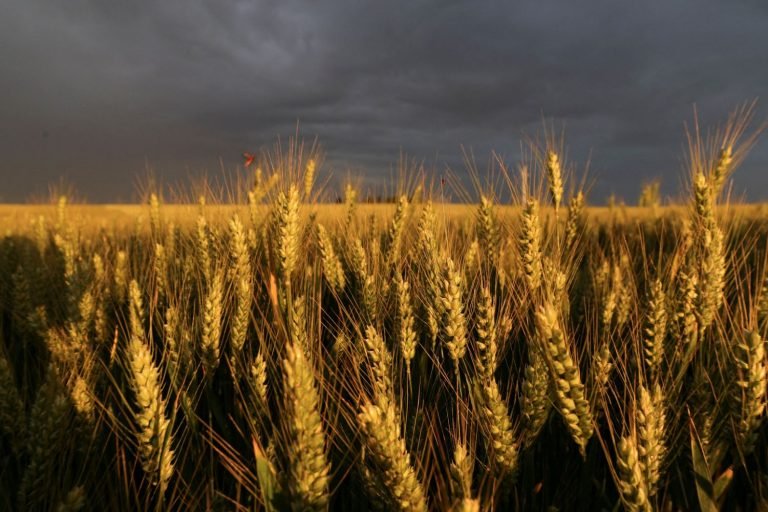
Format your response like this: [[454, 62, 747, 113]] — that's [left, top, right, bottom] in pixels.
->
[[690, 421, 717, 512], [254, 443, 278, 512]]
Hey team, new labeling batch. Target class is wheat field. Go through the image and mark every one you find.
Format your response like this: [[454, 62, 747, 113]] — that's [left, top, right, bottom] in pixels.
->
[[1, 110, 768, 511]]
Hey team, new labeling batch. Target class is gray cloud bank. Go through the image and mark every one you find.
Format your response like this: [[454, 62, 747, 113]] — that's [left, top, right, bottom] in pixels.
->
[[1, 0, 766, 202]]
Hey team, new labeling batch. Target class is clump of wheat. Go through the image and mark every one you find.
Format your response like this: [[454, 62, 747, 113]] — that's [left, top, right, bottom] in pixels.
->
[[637, 384, 666, 496], [69, 375, 95, 425], [565, 191, 585, 248], [358, 401, 427, 512], [477, 195, 499, 260], [475, 286, 498, 382], [153, 243, 167, 299], [19, 370, 72, 510], [201, 270, 224, 377], [536, 303, 593, 455], [304, 158, 316, 200], [644, 279, 667, 381], [229, 215, 252, 356], [317, 224, 346, 293], [396, 274, 417, 378], [114, 250, 129, 303], [344, 183, 358, 228], [693, 172, 725, 332], [126, 286, 175, 495], [149, 192, 161, 237], [476, 377, 519, 478], [282, 340, 330, 511], [758, 273, 768, 333], [450, 442, 478, 510], [616, 436, 651, 512], [711, 145, 733, 194], [546, 150, 564, 213], [440, 258, 468, 372], [195, 214, 212, 278], [363, 326, 394, 405], [387, 195, 409, 265], [676, 265, 700, 355], [55, 485, 86, 512], [734, 330, 766, 454], [591, 341, 613, 399], [521, 347, 551, 443], [275, 185, 301, 286], [520, 198, 543, 291], [251, 349, 269, 413], [0, 352, 25, 454]]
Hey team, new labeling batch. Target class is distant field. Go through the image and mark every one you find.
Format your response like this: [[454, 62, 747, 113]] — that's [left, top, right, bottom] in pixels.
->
[[2, 202, 768, 232]]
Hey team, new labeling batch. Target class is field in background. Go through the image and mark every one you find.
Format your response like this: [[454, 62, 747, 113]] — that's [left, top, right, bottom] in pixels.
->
[[3, 202, 768, 231]]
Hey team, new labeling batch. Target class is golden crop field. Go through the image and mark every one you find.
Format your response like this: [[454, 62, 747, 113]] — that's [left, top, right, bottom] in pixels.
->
[[2, 114, 768, 511]]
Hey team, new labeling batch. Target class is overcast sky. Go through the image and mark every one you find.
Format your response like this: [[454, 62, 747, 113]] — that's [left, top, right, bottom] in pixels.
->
[[1, 0, 766, 203]]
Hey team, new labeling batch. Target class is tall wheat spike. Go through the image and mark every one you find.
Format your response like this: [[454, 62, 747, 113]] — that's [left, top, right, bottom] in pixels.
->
[[363, 325, 394, 405], [734, 330, 766, 454], [396, 274, 417, 378], [565, 191, 585, 248], [644, 279, 667, 381], [195, 214, 212, 279], [521, 347, 551, 443], [388, 195, 409, 265], [477, 195, 499, 261], [536, 303, 593, 455], [282, 340, 330, 510], [476, 377, 519, 478], [546, 150, 564, 214], [201, 270, 224, 377], [520, 198, 543, 291], [636, 384, 666, 496], [358, 401, 428, 512], [304, 158, 316, 200], [126, 281, 174, 495], [55, 485, 86, 512], [344, 183, 358, 228], [711, 145, 733, 194], [0, 352, 26, 454], [317, 224, 346, 293], [275, 185, 301, 286], [440, 258, 468, 373], [693, 172, 725, 332], [229, 215, 252, 356], [616, 436, 651, 512], [18, 370, 72, 510], [475, 286, 498, 382]]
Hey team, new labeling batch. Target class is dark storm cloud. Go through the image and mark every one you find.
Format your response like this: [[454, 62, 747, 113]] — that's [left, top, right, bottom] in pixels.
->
[[0, 0, 766, 202]]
